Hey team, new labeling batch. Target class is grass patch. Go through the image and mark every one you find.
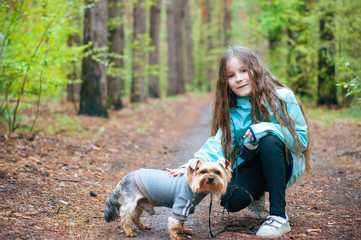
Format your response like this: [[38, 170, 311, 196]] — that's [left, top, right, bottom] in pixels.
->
[[306, 104, 361, 125], [45, 115, 88, 136]]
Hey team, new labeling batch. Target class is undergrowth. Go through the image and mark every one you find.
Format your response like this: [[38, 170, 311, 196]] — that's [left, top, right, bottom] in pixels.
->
[[306, 104, 361, 125]]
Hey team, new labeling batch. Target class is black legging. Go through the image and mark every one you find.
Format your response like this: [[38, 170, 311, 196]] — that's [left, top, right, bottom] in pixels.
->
[[220, 135, 293, 218]]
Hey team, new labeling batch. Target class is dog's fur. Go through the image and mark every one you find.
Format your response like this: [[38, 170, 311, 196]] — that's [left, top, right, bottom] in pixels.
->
[[104, 158, 232, 240]]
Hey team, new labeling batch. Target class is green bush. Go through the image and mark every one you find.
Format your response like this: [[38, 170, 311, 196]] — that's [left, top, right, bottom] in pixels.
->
[[0, 0, 84, 132]]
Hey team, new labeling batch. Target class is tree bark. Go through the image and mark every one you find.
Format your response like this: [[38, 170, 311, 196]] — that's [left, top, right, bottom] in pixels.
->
[[183, 0, 194, 85], [317, 7, 337, 105], [223, 0, 232, 46], [108, 0, 124, 110], [131, 0, 147, 103], [167, 0, 184, 95], [79, 0, 108, 117], [149, 0, 161, 98], [201, 0, 212, 91]]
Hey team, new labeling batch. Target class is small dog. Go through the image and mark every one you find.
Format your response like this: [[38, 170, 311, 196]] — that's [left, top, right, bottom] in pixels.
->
[[104, 158, 232, 240]]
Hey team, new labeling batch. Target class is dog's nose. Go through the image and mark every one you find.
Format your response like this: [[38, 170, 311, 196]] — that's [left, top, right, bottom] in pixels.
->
[[208, 176, 214, 183]]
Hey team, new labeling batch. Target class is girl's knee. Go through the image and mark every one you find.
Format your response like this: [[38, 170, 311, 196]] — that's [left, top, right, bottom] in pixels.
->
[[259, 135, 283, 149], [258, 135, 286, 159], [220, 190, 252, 212]]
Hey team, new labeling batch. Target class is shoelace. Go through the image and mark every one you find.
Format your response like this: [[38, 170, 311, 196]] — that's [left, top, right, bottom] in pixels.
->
[[263, 217, 284, 227]]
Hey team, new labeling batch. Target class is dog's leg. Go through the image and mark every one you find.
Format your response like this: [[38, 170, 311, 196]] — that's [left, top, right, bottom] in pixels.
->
[[132, 206, 151, 230], [168, 216, 192, 240], [179, 220, 192, 235], [119, 202, 137, 237], [168, 217, 182, 240]]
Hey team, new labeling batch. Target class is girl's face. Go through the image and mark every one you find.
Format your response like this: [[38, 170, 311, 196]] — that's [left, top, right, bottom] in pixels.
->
[[226, 56, 252, 97]]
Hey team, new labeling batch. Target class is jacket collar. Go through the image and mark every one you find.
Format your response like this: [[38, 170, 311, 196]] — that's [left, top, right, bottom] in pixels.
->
[[236, 96, 252, 109]]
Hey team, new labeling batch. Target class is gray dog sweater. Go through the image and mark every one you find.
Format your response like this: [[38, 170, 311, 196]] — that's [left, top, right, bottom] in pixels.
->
[[134, 169, 207, 220]]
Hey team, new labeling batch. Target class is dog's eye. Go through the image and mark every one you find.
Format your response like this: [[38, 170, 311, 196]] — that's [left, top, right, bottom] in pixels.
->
[[201, 170, 208, 174], [215, 171, 221, 175]]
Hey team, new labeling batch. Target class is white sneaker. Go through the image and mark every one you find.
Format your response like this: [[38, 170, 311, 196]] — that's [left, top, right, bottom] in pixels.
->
[[256, 215, 291, 238], [248, 194, 268, 219]]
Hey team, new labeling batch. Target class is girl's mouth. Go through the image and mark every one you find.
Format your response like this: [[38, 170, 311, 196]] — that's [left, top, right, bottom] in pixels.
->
[[238, 84, 247, 89]]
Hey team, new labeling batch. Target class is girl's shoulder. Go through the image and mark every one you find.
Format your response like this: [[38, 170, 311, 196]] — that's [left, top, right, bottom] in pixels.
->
[[276, 88, 297, 103]]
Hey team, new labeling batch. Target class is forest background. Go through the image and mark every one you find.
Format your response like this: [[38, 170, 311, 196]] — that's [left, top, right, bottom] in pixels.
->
[[0, 0, 360, 133], [0, 1, 361, 239]]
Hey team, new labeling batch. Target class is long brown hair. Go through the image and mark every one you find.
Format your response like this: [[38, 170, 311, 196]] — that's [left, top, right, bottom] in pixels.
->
[[211, 46, 311, 172]]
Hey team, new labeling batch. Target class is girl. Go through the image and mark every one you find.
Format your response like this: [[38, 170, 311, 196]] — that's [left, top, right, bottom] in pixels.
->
[[167, 46, 310, 238]]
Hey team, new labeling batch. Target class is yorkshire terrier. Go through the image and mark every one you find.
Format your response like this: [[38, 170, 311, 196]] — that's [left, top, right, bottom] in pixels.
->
[[104, 158, 232, 240]]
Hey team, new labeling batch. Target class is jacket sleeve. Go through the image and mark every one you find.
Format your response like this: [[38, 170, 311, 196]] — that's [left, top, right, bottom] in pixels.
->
[[249, 90, 308, 152]]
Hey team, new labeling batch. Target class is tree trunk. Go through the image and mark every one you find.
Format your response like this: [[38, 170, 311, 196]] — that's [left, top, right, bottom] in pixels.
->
[[131, 0, 147, 103], [202, 0, 212, 91], [183, 0, 195, 85], [79, 0, 108, 117], [175, 0, 185, 94], [317, 7, 337, 105], [149, 0, 161, 98], [287, 27, 309, 97], [167, 0, 184, 95], [224, 0, 232, 46], [108, 0, 124, 110], [166, 0, 177, 95]]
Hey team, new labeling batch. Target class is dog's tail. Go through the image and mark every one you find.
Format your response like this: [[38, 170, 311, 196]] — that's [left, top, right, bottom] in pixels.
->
[[104, 182, 122, 222]]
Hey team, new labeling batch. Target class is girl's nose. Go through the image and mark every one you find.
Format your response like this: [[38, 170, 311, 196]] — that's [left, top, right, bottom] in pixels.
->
[[235, 73, 243, 82]]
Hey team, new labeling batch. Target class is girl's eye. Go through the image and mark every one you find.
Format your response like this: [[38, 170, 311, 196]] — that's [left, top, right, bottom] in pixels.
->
[[242, 69, 247, 73], [227, 74, 234, 78]]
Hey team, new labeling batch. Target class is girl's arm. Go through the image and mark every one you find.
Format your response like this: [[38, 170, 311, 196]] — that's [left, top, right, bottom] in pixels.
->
[[248, 89, 308, 152]]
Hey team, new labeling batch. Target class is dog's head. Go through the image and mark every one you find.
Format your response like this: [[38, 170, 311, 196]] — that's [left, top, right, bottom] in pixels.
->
[[186, 158, 232, 195]]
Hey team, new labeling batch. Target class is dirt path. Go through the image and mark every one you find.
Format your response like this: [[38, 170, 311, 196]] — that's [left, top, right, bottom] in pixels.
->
[[0, 94, 360, 240]]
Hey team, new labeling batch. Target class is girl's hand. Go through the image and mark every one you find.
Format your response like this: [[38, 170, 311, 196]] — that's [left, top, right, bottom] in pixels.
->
[[244, 129, 255, 142], [166, 168, 186, 176]]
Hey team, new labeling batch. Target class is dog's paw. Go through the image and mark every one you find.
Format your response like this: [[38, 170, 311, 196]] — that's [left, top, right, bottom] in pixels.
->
[[124, 229, 137, 237], [180, 228, 192, 235], [139, 224, 151, 230], [169, 232, 182, 240]]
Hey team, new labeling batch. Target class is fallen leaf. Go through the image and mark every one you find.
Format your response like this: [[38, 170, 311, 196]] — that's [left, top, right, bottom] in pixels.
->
[[12, 213, 31, 219]]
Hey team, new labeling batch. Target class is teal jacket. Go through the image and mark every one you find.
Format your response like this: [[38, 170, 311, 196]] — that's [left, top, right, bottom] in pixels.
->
[[193, 88, 308, 188]]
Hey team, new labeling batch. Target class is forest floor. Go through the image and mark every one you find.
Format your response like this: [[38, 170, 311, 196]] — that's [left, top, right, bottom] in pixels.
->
[[0, 94, 360, 240]]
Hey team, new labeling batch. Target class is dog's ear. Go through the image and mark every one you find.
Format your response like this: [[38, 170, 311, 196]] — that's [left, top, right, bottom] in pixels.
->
[[218, 158, 231, 170], [188, 158, 202, 170], [186, 158, 202, 184], [218, 158, 232, 183]]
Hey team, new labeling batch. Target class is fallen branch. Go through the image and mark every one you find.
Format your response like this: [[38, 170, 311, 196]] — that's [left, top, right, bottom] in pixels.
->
[[53, 177, 81, 182]]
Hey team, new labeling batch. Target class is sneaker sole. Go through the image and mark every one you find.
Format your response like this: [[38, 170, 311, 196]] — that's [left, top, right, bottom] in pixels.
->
[[256, 226, 291, 238]]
